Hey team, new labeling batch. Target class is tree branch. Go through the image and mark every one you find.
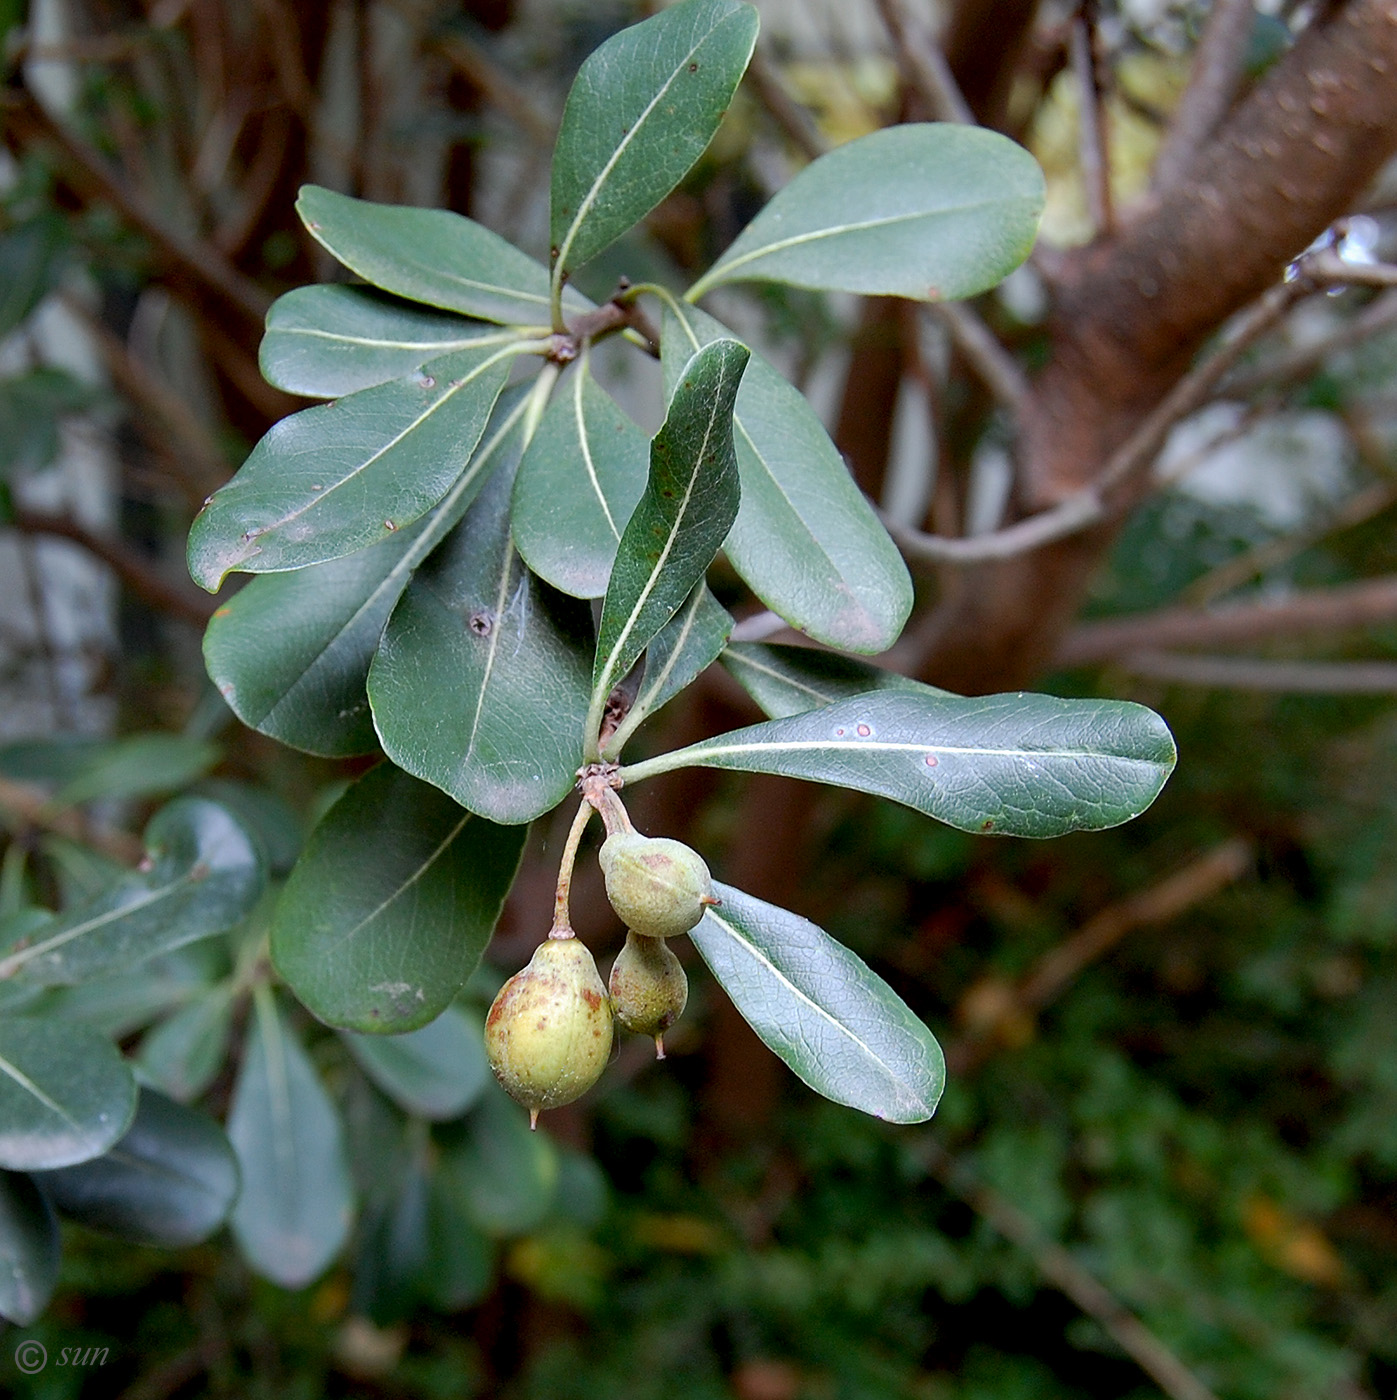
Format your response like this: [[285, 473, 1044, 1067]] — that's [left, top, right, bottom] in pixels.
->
[[745, 46, 829, 161], [947, 840, 1253, 1076], [929, 301, 1031, 417], [0, 90, 271, 326], [1152, 0, 1257, 195], [0, 776, 144, 865], [1070, 8, 1113, 235], [918, 1141, 1225, 1400], [872, 0, 973, 125], [11, 509, 218, 627], [1056, 574, 1397, 666], [1106, 652, 1397, 692]]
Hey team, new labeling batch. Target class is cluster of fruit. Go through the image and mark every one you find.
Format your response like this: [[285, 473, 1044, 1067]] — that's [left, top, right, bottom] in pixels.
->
[[484, 817, 715, 1127]]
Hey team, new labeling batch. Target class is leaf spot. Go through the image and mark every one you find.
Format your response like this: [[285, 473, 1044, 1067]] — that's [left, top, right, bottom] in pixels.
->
[[688, 61, 698, 72], [468, 610, 494, 637], [384, 519, 397, 531], [923, 754, 939, 767], [856, 723, 873, 737], [417, 373, 436, 389]]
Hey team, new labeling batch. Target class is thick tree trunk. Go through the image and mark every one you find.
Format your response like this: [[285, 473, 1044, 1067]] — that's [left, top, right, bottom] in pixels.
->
[[917, 0, 1397, 694]]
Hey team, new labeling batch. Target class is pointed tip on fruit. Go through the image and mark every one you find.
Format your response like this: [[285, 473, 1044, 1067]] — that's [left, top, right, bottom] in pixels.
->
[[700, 894, 721, 907], [654, 1034, 666, 1060], [529, 1107, 540, 1130]]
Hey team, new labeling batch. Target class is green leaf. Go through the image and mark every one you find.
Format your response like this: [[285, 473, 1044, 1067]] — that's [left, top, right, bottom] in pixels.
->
[[604, 584, 731, 757], [0, 368, 98, 477], [192, 779, 304, 876], [621, 691, 1177, 837], [52, 733, 218, 808], [204, 386, 531, 758], [691, 882, 945, 1122], [422, 1167, 493, 1311], [688, 123, 1044, 302], [0, 1018, 137, 1170], [0, 1170, 60, 1325], [36, 1089, 239, 1247], [43, 943, 226, 1040], [512, 361, 649, 598], [0, 799, 264, 986], [723, 642, 943, 720], [271, 764, 525, 1033], [353, 1146, 431, 1325], [589, 338, 748, 745], [440, 1084, 558, 1235], [662, 303, 911, 652], [343, 1006, 489, 1121], [261, 283, 523, 397], [297, 184, 591, 326], [369, 442, 595, 824], [228, 988, 354, 1288], [0, 215, 68, 339], [187, 342, 517, 591], [136, 984, 235, 1103], [549, 0, 759, 289]]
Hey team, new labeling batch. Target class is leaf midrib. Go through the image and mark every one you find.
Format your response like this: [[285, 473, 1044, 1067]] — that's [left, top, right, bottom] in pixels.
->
[[235, 345, 514, 547], [257, 393, 532, 733], [552, 18, 722, 284], [595, 352, 733, 703], [702, 192, 1034, 286], [702, 905, 922, 1110]]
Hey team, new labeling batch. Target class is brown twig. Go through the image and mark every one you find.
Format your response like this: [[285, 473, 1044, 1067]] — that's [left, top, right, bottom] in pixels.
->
[[60, 295, 230, 504], [1181, 480, 1397, 607], [929, 302, 1031, 417], [0, 776, 144, 866], [0, 90, 270, 326], [872, 0, 974, 124], [919, 1141, 1225, 1400], [745, 45, 829, 160], [434, 30, 556, 148], [947, 840, 1253, 1076], [11, 509, 218, 627], [1070, 7, 1113, 236], [1152, 0, 1257, 194], [1056, 573, 1397, 665], [1110, 652, 1397, 692], [1224, 289, 1397, 398], [888, 253, 1340, 566]]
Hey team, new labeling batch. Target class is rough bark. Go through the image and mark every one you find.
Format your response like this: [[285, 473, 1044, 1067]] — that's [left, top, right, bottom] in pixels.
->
[[918, 0, 1397, 694]]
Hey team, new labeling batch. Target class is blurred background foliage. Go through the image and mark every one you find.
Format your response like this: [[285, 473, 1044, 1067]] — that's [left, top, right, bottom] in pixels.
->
[[2, 1, 1397, 1398]]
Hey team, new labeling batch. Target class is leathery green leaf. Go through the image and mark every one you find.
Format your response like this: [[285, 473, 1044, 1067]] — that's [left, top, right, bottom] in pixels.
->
[[512, 360, 649, 599], [662, 302, 911, 652], [589, 338, 747, 751], [0, 1018, 136, 1171], [298, 184, 591, 326], [0, 1170, 60, 1324], [187, 342, 516, 591], [0, 798, 264, 987], [37, 1089, 239, 1247], [691, 882, 945, 1122], [203, 386, 531, 757], [261, 283, 522, 398], [687, 123, 1045, 302], [369, 437, 595, 824], [270, 764, 525, 1032], [227, 987, 353, 1288], [722, 641, 944, 720], [620, 690, 1178, 838], [342, 1005, 489, 1121], [549, 0, 758, 291]]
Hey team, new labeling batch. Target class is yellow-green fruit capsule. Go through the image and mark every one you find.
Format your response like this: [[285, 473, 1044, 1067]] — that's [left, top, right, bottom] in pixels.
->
[[609, 929, 688, 1058], [485, 936, 613, 1127], [598, 832, 714, 939]]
